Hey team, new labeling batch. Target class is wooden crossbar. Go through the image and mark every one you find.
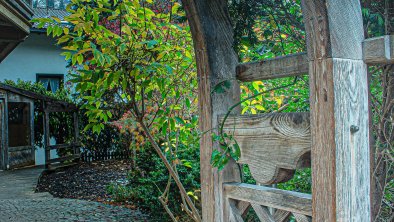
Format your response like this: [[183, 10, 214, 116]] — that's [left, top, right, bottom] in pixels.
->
[[47, 154, 80, 164], [224, 182, 312, 216], [220, 112, 311, 185], [236, 52, 308, 82], [363, 35, 394, 64], [46, 142, 81, 150]]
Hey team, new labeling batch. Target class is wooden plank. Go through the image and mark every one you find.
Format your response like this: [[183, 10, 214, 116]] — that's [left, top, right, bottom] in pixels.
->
[[43, 110, 50, 168], [251, 204, 275, 222], [47, 154, 80, 164], [236, 52, 308, 82], [44, 102, 78, 112], [8, 146, 32, 152], [182, 1, 242, 221], [220, 112, 311, 184], [293, 213, 312, 222], [3, 94, 8, 169], [363, 35, 394, 64], [0, 83, 78, 111], [47, 143, 80, 150], [224, 183, 312, 216], [301, 0, 364, 60], [47, 162, 78, 171], [0, 1, 30, 33], [301, 1, 372, 220], [332, 59, 371, 221], [73, 112, 80, 155], [228, 199, 244, 222], [274, 210, 291, 222]]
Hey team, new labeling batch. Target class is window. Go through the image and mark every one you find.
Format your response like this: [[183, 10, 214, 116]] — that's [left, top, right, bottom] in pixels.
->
[[37, 74, 64, 93], [8, 102, 31, 147]]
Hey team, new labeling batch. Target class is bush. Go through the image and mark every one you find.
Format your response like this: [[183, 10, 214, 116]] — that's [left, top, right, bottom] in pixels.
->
[[107, 138, 200, 221]]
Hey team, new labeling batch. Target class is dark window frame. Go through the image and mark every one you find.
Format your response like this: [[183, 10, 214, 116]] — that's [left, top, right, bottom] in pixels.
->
[[36, 74, 64, 92]]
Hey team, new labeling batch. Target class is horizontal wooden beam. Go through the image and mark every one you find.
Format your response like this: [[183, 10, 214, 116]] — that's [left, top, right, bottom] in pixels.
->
[[224, 183, 312, 216], [0, 1, 31, 33], [363, 35, 394, 64], [47, 162, 78, 171], [8, 146, 32, 152], [47, 143, 81, 150], [236, 52, 308, 82], [219, 112, 311, 185], [47, 154, 80, 164]]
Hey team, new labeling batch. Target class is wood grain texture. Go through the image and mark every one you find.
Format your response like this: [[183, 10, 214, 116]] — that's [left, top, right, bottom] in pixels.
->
[[228, 199, 245, 222], [293, 213, 312, 222], [181, 1, 241, 221], [363, 35, 394, 64], [236, 52, 308, 82], [274, 210, 291, 222], [251, 204, 275, 222], [332, 59, 370, 221], [224, 183, 312, 216], [301, 0, 331, 60], [220, 112, 311, 184], [302, 0, 371, 221], [308, 59, 371, 221], [302, 0, 364, 60], [308, 59, 337, 222]]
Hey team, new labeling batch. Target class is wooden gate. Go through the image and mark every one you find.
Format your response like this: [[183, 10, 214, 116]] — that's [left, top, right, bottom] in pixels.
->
[[189, 0, 394, 221]]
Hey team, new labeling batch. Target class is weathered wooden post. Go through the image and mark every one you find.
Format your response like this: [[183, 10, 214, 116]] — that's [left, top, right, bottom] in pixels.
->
[[301, 1, 371, 221], [182, 1, 242, 221], [43, 104, 50, 169]]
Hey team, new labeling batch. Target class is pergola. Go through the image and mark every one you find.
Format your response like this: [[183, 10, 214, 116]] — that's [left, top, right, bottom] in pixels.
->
[[0, 83, 80, 170]]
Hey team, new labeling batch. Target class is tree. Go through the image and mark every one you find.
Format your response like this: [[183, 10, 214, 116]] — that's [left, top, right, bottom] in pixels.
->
[[34, 0, 201, 221]]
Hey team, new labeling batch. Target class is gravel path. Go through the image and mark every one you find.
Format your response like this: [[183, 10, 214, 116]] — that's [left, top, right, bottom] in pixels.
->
[[0, 166, 148, 222]]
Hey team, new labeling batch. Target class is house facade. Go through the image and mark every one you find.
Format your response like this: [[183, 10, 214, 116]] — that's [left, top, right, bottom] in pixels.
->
[[0, 3, 69, 166]]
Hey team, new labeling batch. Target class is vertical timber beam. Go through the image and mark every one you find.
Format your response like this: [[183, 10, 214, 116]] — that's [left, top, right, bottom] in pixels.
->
[[43, 105, 50, 169], [301, 1, 371, 221], [181, 0, 241, 221], [73, 112, 80, 157]]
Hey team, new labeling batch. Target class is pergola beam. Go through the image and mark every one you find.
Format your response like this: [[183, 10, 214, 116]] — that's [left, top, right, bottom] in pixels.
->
[[363, 35, 394, 64], [236, 52, 308, 82]]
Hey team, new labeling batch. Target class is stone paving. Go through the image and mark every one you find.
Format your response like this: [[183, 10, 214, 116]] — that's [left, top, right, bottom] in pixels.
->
[[0, 167, 148, 222]]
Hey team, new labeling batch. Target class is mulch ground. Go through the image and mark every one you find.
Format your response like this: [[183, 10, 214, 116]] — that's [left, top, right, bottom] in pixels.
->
[[36, 160, 139, 209]]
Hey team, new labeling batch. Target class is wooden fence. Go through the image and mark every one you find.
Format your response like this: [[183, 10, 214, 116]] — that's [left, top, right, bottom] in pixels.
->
[[79, 149, 132, 162]]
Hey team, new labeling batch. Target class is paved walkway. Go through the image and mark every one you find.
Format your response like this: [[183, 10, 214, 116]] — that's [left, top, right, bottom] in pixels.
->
[[0, 167, 148, 222]]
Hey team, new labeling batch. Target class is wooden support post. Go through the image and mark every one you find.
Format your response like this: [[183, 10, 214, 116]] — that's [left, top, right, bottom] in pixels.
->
[[73, 112, 80, 156], [301, 1, 371, 221], [182, 1, 241, 221], [43, 108, 50, 168]]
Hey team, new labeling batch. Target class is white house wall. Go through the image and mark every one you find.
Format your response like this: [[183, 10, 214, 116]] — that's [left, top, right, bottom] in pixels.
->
[[0, 32, 67, 166], [0, 32, 68, 81]]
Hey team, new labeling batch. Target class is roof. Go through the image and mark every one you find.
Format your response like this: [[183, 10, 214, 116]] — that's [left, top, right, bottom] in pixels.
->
[[0, 83, 77, 111], [31, 8, 69, 29]]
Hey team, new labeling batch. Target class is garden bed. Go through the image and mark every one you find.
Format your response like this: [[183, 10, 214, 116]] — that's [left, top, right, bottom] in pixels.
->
[[36, 160, 141, 209]]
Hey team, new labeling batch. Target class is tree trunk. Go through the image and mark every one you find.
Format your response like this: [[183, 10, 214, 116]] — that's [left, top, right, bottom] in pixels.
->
[[181, 0, 242, 221]]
